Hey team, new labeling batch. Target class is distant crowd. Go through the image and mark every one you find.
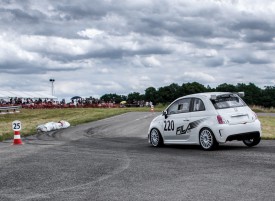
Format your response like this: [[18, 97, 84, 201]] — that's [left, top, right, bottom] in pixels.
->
[[0, 97, 152, 109]]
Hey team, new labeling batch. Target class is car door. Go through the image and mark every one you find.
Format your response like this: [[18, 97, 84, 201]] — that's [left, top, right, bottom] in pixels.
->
[[163, 98, 192, 142], [188, 98, 209, 143]]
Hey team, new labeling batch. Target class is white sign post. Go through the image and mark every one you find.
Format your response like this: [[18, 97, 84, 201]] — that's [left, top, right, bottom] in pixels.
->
[[12, 120, 23, 145], [12, 120, 22, 131]]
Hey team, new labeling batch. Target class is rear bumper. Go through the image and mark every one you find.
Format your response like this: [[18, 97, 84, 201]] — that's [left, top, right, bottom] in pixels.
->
[[226, 131, 260, 141], [213, 120, 262, 143]]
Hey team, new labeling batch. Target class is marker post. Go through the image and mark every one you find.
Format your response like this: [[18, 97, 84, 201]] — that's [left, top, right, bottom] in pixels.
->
[[12, 120, 23, 145]]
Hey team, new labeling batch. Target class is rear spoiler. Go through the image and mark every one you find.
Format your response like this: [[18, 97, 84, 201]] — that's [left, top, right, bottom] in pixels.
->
[[237, 92, 245, 97], [210, 92, 245, 100]]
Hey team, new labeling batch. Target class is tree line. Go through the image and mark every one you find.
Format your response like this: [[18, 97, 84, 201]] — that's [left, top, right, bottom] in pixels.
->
[[99, 82, 275, 108]]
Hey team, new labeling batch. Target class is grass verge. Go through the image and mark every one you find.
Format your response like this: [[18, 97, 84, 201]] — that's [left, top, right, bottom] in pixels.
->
[[0, 107, 156, 141], [251, 105, 275, 113], [258, 116, 275, 140]]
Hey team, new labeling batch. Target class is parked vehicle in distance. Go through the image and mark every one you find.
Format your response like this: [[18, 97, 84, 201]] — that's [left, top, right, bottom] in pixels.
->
[[148, 92, 262, 150]]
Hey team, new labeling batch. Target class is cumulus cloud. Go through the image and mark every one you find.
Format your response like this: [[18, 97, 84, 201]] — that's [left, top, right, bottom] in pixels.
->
[[77, 29, 105, 38], [183, 72, 215, 82], [0, 0, 275, 99]]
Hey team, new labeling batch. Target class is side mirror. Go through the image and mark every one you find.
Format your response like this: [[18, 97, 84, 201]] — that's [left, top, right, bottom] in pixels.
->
[[162, 110, 168, 119]]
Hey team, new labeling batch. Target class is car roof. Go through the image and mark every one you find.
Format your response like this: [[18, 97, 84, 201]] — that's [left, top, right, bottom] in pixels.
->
[[179, 92, 232, 99]]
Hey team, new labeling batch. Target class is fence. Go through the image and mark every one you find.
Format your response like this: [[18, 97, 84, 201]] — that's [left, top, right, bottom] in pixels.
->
[[0, 106, 21, 114], [0, 103, 145, 110], [20, 103, 120, 109]]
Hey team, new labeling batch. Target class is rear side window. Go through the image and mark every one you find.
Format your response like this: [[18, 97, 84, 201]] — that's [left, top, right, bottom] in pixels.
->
[[211, 94, 246, 109], [192, 98, 205, 112]]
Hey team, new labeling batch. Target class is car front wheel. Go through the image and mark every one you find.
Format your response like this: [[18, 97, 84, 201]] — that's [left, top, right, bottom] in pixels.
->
[[199, 128, 218, 151], [243, 137, 261, 147], [150, 128, 163, 147]]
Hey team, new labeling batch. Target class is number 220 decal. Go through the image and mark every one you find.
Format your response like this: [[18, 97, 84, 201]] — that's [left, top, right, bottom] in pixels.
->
[[164, 120, 174, 131]]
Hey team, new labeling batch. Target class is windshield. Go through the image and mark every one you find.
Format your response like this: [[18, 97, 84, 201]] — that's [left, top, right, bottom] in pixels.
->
[[211, 94, 246, 109]]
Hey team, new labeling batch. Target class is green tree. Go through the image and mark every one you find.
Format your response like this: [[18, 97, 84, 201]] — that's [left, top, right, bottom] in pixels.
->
[[168, 83, 181, 100], [181, 82, 207, 95], [157, 86, 171, 104], [215, 83, 237, 92], [99, 82, 275, 107], [236, 83, 262, 105], [261, 86, 275, 107], [127, 92, 144, 103], [156, 83, 181, 104], [100, 93, 126, 103], [144, 87, 158, 104]]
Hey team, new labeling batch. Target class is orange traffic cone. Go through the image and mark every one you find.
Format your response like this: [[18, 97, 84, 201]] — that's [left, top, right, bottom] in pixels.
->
[[13, 131, 23, 145], [150, 105, 154, 112]]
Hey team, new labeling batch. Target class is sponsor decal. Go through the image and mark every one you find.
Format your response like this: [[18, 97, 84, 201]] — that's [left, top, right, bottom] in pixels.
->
[[176, 118, 207, 135], [176, 124, 191, 135]]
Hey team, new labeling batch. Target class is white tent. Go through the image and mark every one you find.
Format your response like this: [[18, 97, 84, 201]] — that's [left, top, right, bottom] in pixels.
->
[[0, 90, 57, 99]]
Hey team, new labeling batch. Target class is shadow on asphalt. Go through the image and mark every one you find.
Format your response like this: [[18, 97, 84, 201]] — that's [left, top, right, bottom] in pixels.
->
[[93, 136, 254, 152], [151, 144, 251, 151]]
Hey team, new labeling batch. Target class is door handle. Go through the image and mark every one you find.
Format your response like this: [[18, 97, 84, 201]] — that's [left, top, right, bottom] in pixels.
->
[[183, 119, 189, 122]]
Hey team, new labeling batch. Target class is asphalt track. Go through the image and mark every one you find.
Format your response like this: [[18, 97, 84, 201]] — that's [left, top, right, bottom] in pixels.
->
[[0, 112, 274, 201]]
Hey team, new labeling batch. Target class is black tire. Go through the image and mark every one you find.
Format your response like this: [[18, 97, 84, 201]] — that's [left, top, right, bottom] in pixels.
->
[[199, 128, 218, 151], [243, 137, 261, 147], [150, 128, 163, 147]]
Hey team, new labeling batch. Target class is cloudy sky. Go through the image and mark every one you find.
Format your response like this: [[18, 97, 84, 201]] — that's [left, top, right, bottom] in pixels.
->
[[1, 0, 275, 99]]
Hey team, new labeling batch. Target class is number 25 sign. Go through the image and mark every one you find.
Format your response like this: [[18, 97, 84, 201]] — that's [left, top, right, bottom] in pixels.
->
[[12, 120, 22, 131]]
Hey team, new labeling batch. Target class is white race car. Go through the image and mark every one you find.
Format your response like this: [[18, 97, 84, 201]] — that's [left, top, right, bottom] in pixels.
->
[[148, 92, 262, 150]]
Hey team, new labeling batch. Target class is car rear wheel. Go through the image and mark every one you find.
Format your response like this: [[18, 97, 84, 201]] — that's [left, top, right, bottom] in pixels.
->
[[243, 137, 261, 147], [199, 128, 218, 151], [150, 128, 163, 147]]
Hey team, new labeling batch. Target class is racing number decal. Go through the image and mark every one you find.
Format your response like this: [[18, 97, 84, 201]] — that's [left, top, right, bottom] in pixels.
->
[[12, 120, 22, 131], [164, 120, 174, 131]]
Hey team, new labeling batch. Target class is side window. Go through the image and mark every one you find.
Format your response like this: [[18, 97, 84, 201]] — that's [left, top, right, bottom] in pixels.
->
[[178, 98, 191, 113], [167, 98, 192, 115], [192, 98, 205, 112], [167, 100, 179, 115]]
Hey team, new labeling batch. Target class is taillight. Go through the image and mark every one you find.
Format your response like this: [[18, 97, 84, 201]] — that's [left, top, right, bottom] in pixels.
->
[[217, 115, 224, 124]]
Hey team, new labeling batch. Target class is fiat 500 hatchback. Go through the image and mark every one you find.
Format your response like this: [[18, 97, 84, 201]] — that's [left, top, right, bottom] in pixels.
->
[[148, 92, 262, 150]]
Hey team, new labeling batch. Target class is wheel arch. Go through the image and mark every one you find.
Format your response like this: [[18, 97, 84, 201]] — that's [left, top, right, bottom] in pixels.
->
[[198, 126, 218, 142], [198, 127, 219, 150], [149, 127, 164, 142], [149, 127, 164, 146]]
